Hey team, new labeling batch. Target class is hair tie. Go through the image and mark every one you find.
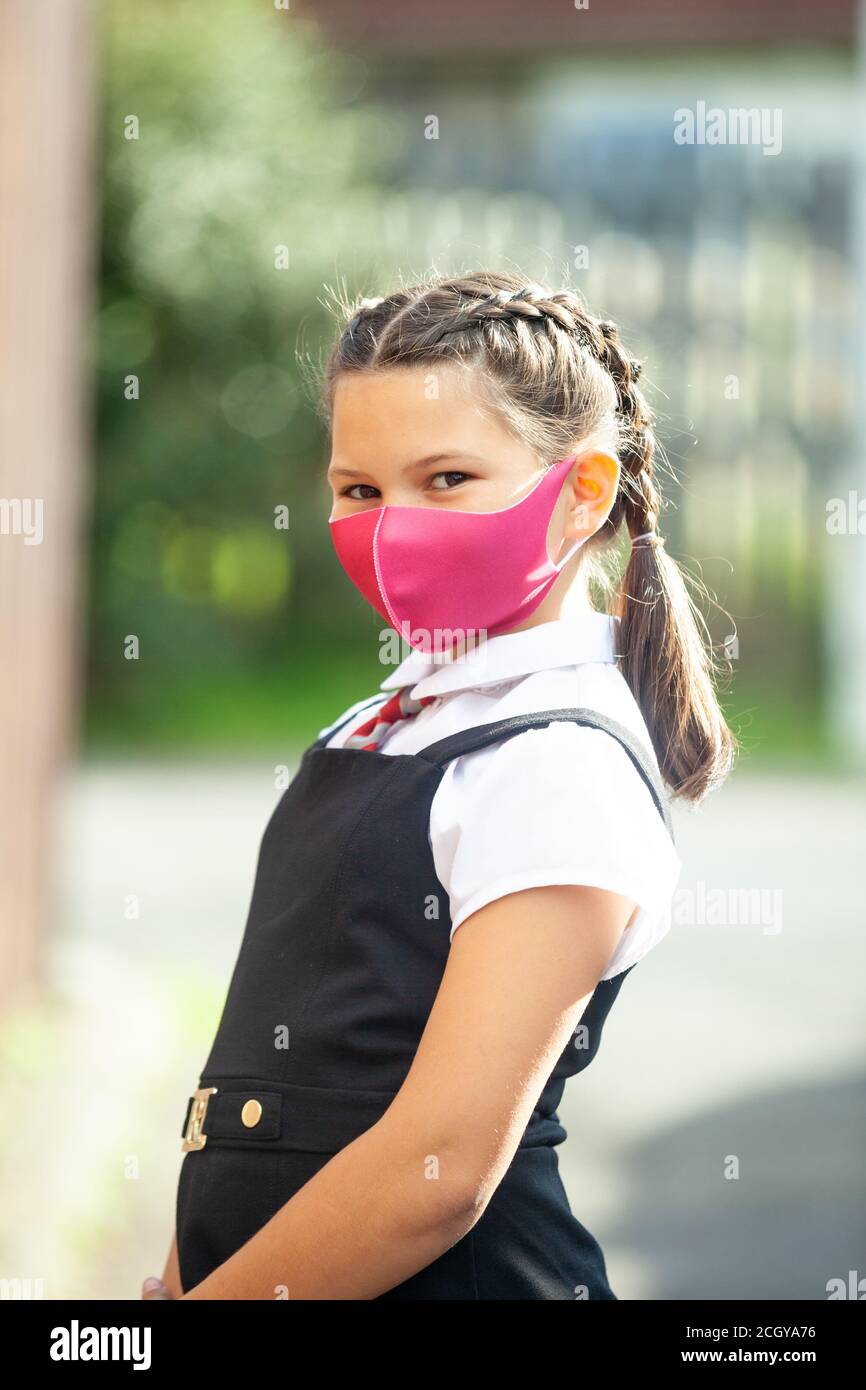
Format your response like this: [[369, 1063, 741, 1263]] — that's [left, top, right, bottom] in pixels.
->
[[631, 530, 665, 549]]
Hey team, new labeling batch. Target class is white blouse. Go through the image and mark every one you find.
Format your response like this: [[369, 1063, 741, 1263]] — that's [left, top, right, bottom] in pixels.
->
[[317, 609, 682, 981]]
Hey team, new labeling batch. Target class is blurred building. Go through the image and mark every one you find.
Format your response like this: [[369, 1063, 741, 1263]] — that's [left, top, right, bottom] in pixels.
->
[[307, 0, 856, 51]]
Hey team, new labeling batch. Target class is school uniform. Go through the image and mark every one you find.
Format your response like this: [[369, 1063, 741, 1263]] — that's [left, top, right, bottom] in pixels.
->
[[175, 609, 681, 1299]]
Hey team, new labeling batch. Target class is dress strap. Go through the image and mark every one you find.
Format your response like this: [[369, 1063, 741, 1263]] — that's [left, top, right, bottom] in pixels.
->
[[415, 707, 675, 841], [310, 693, 388, 749]]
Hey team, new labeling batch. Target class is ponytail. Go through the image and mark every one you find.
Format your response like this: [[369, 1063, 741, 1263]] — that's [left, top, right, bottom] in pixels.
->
[[616, 531, 736, 802], [594, 318, 736, 801]]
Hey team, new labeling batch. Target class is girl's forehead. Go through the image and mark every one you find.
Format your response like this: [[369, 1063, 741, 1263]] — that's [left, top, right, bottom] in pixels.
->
[[331, 364, 506, 447], [332, 362, 473, 411]]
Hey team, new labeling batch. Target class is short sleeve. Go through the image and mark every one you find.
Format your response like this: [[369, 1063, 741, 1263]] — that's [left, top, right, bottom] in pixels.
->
[[429, 720, 682, 980]]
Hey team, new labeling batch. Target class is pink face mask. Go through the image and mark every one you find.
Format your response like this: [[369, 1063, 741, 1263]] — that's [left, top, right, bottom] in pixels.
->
[[328, 454, 587, 655]]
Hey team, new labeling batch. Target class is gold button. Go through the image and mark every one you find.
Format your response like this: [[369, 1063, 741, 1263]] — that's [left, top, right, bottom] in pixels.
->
[[241, 1098, 262, 1128]]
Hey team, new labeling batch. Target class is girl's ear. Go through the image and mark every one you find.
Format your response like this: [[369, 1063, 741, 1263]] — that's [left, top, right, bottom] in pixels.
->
[[569, 449, 621, 536]]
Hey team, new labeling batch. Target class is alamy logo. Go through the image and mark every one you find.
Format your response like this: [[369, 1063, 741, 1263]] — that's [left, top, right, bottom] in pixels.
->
[[378, 623, 489, 665], [0, 1277, 44, 1298], [826, 491, 866, 535], [49, 1320, 151, 1370], [0, 497, 43, 545], [674, 101, 783, 156], [826, 1269, 866, 1299], [673, 881, 783, 934]]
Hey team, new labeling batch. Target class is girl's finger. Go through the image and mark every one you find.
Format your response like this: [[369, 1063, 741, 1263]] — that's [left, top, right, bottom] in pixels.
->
[[141, 1276, 173, 1300]]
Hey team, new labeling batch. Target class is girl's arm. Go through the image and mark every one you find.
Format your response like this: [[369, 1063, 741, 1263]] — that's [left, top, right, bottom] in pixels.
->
[[181, 882, 633, 1300]]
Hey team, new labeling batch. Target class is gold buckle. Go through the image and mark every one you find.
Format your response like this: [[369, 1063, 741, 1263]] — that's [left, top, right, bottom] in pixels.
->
[[182, 1086, 218, 1151]]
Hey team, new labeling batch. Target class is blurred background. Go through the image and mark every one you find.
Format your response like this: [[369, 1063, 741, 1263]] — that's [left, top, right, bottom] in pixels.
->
[[1, 0, 864, 1299]]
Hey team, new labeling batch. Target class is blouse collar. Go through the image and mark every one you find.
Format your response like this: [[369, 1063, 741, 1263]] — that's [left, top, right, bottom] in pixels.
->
[[379, 609, 619, 698]]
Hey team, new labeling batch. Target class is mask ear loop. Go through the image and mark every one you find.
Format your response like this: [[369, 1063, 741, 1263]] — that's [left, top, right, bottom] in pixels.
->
[[551, 532, 588, 572], [549, 455, 591, 572]]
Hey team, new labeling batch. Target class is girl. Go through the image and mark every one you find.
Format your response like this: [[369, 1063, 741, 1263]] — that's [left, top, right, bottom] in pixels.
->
[[151, 269, 734, 1301]]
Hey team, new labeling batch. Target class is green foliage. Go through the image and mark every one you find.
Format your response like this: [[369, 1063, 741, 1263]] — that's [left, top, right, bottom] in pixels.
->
[[90, 0, 394, 744]]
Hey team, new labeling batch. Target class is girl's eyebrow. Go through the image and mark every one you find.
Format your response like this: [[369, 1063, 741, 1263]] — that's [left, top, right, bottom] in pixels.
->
[[408, 452, 476, 468], [329, 453, 480, 479]]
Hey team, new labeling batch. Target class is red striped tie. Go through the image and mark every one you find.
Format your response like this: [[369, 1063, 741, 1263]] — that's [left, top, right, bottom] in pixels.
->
[[342, 685, 438, 751]]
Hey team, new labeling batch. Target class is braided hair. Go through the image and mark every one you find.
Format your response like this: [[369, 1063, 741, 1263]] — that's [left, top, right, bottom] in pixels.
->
[[321, 270, 735, 801]]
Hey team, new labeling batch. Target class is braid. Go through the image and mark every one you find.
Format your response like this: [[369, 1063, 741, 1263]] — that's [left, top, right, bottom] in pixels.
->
[[454, 284, 594, 341], [580, 317, 658, 544], [433, 286, 661, 546]]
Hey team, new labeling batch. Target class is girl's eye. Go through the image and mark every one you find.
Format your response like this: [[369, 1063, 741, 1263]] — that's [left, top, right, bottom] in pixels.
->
[[341, 484, 380, 501], [340, 472, 472, 500], [429, 471, 471, 490]]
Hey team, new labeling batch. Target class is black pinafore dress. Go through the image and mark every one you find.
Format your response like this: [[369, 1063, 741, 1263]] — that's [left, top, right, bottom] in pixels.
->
[[175, 702, 674, 1299]]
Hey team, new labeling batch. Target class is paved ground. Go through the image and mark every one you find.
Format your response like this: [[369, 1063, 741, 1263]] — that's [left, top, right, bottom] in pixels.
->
[[4, 757, 862, 1299]]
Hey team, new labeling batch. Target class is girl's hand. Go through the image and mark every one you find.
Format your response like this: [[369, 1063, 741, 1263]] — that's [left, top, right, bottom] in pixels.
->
[[148, 1234, 184, 1298], [142, 1276, 175, 1300]]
